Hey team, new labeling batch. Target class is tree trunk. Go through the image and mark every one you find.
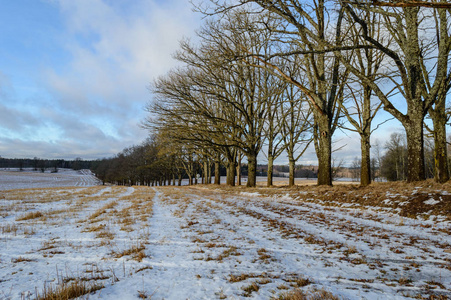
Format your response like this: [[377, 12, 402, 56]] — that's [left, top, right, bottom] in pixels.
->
[[288, 158, 295, 187], [226, 161, 236, 186], [315, 114, 333, 186], [404, 117, 425, 182], [236, 152, 242, 186], [430, 96, 449, 183], [247, 152, 257, 187], [432, 111, 449, 183], [360, 133, 371, 186], [207, 160, 212, 184], [267, 154, 274, 187], [214, 160, 221, 185]]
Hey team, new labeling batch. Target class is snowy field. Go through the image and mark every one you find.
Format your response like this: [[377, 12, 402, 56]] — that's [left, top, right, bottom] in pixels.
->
[[0, 169, 101, 190], [0, 182, 450, 299]]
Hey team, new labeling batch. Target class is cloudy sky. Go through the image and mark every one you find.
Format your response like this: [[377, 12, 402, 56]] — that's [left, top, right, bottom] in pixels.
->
[[0, 0, 400, 164], [0, 0, 202, 160]]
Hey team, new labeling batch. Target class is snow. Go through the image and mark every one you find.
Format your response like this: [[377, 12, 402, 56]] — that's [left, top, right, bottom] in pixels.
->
[[424, 198, 441, 205], [0, 168, 101, 190], [0, 175, 450, 299]]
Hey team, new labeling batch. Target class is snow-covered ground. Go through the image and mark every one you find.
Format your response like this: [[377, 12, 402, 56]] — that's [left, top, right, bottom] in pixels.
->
[[0, 168, 101, 190], [0, 184, 450, 299]]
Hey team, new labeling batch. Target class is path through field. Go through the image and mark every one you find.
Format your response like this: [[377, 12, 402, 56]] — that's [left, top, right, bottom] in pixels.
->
[[0, 185, 449, 299]]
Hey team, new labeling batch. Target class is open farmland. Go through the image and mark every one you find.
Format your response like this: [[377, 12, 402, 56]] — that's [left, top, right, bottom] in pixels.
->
[[0, 169, 101, 190], [0, 179, 450, 299]]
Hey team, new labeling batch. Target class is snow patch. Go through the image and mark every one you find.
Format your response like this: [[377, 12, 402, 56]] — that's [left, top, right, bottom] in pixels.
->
[[240, 192, 260, 197], [424, 198, 440, 205]]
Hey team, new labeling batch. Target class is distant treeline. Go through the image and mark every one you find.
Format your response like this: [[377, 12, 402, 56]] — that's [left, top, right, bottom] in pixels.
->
[[0, 157, 93, 172], [87, 136, 320, 187]]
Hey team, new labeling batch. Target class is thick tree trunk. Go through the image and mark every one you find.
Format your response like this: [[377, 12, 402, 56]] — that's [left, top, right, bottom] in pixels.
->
[[404, 117, 425, 182], [246, 152, 257, 187], [288, 158, 295, 187], [267, 154, 274, 187], [432, 110, 449, 183], [226, 161, 236, 186], [360, 134, 371, 186], [315, 114, 333, 186]]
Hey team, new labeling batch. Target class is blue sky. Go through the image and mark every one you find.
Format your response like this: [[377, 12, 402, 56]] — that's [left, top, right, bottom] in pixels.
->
[[0, 0, 201, 160], [0, 0, 402, 165]]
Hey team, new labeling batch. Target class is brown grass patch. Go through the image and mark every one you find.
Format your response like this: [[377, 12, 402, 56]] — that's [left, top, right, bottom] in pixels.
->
[[35, 280, 104, 300], [275, 288, 341, 300], [112, 244, 146, 262], [16, 211, 44, 221], [11, 256, 37, 263], [198, 180, 451, 219]]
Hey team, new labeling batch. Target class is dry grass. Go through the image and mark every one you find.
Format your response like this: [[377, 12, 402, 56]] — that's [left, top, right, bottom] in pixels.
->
[[275, 288, 341, 300], [16, 211, 44, 221], [11, 256, 37, 263], [112, 244, 147, 262], [1, 223, 19, 234], [198, 180, 451, 219], [242, 281, 260, 297], [35, 280, 104, 300]]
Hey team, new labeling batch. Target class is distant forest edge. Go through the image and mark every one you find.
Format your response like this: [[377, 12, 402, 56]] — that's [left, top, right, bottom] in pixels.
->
[[0, 157, 93, 172]]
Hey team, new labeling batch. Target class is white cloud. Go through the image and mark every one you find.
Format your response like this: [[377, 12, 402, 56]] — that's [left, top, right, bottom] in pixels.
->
[[2, 0, 201, 159]]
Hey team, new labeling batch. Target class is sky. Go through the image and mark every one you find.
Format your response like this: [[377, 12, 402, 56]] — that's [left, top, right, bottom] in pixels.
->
[[0, 0, 402, 164], [0, 0, 202, 160]]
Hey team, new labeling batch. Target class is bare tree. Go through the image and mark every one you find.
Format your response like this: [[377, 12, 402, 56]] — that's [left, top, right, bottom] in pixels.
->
[[338, 9, 388, 186], [279, 65, 314, 187], [427, 88, 450, 182], [202, 0, 349, 185], [342, 2, 451, 182]]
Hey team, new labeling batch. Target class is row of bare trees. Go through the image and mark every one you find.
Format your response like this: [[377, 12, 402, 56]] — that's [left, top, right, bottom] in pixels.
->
[[90, 137, 219, 186], [145, 0, 450, 187]]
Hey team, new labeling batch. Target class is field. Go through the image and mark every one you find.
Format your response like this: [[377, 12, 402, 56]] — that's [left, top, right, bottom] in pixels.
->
[[0, 172, 450, 299], [0, 169, 101, 190]]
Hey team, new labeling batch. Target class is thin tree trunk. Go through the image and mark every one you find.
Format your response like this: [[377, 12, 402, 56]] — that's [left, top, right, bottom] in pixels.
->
[[267, 154, 274, 187], [360, 134, 371, 186], [288, 158, 295, 187], [214, 160, 221, 185], [236, 152, 242, 186]]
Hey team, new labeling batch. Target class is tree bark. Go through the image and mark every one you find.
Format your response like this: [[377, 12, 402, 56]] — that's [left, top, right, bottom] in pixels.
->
[[430, 100, 449, 183], [405, 116, 425, 182], [288, 159, 295, 187], [267, 154, 274, 187], [214, 159, 221, 185], [236, 152, 242, 186], [360, 133, 371, 186], [246, 152, 257, 187], [315, 113, 333, 186], [226, 161, 236, 186]]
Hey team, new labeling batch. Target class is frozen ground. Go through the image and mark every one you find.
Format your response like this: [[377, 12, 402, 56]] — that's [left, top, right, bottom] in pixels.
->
[[0, 184, 450, 299], [0, 169, 101, 190]]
